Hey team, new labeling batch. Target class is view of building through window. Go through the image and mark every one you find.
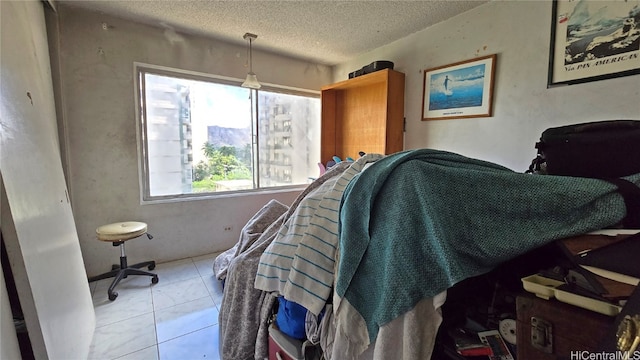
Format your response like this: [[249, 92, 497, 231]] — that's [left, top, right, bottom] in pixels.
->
[[138, 68, 320, 200]]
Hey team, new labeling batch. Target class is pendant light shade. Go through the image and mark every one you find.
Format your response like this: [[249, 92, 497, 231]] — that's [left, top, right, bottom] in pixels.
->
[[241, 33, 261, 89], [242, 72, 261, 89]]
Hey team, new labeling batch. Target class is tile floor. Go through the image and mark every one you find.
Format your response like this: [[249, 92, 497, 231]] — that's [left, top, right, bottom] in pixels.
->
[[87, 253, 223, 360]]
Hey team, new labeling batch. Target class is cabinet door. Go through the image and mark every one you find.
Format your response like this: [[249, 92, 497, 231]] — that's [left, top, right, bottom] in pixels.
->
[[1, 2, 95, 359]]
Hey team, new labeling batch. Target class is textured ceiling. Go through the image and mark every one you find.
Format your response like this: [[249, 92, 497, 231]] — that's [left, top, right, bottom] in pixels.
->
[[58, 0, 489, 65]]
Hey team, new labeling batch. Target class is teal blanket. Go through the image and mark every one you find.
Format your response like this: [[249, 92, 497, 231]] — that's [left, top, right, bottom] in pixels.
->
[[336, 149, 639, 342]]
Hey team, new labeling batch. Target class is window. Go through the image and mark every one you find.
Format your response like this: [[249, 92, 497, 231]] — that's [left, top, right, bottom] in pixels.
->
[[136, 64, 321, 201]]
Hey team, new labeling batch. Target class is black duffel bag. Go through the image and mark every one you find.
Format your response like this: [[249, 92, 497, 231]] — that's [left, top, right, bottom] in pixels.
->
[[527, 120, 640, 179]]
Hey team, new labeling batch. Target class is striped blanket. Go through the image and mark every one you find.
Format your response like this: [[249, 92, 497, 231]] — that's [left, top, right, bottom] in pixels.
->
[[254, 154, 382, 314]]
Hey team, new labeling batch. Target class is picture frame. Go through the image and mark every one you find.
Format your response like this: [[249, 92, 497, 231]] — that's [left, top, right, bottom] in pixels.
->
[[422, 54, 496, 121], [548, 0, 640, 87]]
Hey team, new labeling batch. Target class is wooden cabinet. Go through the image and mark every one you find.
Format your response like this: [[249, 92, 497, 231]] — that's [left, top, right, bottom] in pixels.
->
[[320, 69, 405, 164]]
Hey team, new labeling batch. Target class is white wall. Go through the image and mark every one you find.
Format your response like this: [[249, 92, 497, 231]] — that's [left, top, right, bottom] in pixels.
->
[[49, 4, 333, 277], [0, 1, 95, 358], [335, 1, 640, 171]]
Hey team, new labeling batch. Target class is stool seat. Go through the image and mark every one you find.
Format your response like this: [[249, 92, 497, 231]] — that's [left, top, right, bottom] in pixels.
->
[[96, 221, 148, 242]]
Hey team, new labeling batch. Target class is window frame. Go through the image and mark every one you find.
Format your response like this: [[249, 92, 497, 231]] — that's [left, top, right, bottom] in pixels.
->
[[133, 62, 321, 204]]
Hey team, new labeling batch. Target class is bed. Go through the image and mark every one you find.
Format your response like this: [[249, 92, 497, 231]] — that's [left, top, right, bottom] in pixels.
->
[[214, 148, 639, 360]]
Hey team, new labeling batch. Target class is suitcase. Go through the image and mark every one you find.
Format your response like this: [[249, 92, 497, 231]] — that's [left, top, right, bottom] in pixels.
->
[[268, 323, 304, 360], [527, 120, 640, 178], [516, 295, 613, 359]]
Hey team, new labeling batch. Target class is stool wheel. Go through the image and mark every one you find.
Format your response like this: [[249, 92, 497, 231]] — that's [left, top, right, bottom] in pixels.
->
[[148, 264, 155, 271], [109, 291, 118, 301], [151, 275, 159, 284]]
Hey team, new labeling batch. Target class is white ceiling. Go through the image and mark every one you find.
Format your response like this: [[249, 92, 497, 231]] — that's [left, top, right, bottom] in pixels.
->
[[57, 0, 489, 65]]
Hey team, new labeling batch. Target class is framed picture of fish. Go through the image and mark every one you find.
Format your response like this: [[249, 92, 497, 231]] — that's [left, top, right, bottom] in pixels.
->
[[422, 54, 496, 121], [548, 0, 640, 87]]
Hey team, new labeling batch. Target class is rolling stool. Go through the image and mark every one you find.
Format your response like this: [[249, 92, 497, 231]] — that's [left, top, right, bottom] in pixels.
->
[[88, 221, 159, 301]]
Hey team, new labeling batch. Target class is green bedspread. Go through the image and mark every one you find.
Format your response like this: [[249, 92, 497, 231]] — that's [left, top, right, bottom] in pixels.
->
[[335, 149, 640, 342]]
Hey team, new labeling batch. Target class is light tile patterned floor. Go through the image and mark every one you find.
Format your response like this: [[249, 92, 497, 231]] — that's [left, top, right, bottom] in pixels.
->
[[88, 253, 223, 360]]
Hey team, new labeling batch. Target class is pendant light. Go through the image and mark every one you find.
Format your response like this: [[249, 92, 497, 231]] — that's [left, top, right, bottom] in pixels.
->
[[241, 33, 261, 89]]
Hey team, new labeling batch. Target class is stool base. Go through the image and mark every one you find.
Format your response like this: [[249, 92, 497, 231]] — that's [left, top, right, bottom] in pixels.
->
[[89, 244, 159, 301]]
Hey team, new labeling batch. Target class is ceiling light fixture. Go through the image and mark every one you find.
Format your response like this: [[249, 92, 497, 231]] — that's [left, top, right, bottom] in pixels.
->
[[241, 33, 261, 89]]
